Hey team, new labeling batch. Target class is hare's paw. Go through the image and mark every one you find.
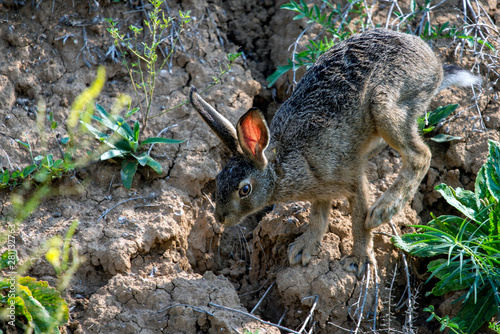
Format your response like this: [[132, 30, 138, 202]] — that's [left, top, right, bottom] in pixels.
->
[[365, 195, 404, 229], [340, 255, 369, 278], [288, 232, 321, 266], [340, 252, 376, 279]]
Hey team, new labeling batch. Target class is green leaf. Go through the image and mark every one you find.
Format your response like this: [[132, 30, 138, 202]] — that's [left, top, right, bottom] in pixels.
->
[[140, 137, 185, 146], [21, 277, 69, 329], [392, 233, 448, 257], [419, 104, 459, 132], [1, 169, 9, 184], [428, 260, 475, 296], [0, 277, 69, 333], [120, 159, 138, 189], [113, 139, 133, 152], [59, 137, 70, 145], [422, 126, 435, 133], [280, 1, 298, 10], [431, 134, 462, 142], [116, 116, 134, 139], [95, 103, 111, 120], [125, 107, 140, 118], [267, 63, 294, 87], [100, 149, 127, 161], [133, 121, 140, 143], [435, 184, 479, 222], [428, 215, 470, 236], [452, 285, 499, 333], [93, 106, 134, 141], [475, 166, 492, 208], [132, 152, 148, 166], [10, 170, 21, 179], [33, 167, 50, 183], [0, 250, 18, 270], [489, 204, 500, 240], [41, 155, 54, 168], [146, 156, 163, 174], [485, 140, 500, 202], [15, 139, 29, 149], [81, 121, 110, 142], [22, 165, 37, 178]]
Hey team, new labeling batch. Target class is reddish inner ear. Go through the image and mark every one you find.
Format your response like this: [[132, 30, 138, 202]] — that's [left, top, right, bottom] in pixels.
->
[[240, 113, 263, 156]]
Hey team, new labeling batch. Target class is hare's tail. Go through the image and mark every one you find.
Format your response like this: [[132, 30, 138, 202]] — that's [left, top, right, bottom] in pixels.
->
[[439, 65, 482, 91]]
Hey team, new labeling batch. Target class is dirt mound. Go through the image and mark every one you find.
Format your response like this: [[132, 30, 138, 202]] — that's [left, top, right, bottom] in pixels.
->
[[1, 0, 499, 333], [80, 271, 279, 334]]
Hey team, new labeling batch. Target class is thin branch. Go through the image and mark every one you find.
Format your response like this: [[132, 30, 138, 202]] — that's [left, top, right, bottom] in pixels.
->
[[298, 295, 319, 333], [158, 303, 214, 316], [373, 260, 380, 331], [278, 309, 287, 326], [97, 196, 145, 222], [0, 147, 13, 170], [327, 321, 351, 332], [208, 302, 301, 334], [390, 221, 414, 330], [147, 124, 179, 155], [354, 262, 371, 334], [251, 281, 275, 314]]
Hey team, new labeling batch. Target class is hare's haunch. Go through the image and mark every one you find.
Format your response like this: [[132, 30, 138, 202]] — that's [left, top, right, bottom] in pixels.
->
[[190, 29, 481, 276]]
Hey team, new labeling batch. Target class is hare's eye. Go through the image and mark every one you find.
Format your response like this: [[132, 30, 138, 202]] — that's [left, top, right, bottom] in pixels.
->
[[239, 184, 252, 198]]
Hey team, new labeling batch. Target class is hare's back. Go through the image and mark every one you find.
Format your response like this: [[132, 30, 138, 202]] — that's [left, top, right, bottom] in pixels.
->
[[271, 29, 441, 142]]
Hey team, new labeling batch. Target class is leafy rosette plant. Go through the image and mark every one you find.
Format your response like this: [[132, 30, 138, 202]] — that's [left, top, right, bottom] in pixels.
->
[[394, 140, 500, 333], [82, 104, 184, 189], [0, 277, 69, 334]]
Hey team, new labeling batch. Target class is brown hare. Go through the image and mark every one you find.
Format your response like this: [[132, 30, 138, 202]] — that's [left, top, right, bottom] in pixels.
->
[[189, 29, 481, 276]]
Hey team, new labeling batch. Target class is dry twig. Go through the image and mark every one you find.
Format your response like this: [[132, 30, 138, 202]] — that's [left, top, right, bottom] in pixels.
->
[[208, 302, 301, 334]]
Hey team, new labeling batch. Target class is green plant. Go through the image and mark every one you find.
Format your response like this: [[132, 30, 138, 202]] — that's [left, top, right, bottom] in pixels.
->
[[0, 221, 83, 334], [0, 68, 110, 333], [81, 104, 184, 189], [243, 330, 260, 334], [106, 0, 191, 128], [424, 305, 463, 334], [395, 1, 495, 51], [267, 0, 371, 87], [490, 321, 500, 334], [393, 140, 500, 333], [0, 139, 75, 190], [0, 276, 69, 334], [418, 104, 462, 142], [268, 0, 495, 88]]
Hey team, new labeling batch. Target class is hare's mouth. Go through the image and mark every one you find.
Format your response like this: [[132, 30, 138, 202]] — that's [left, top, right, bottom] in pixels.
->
[[215, 210, 242, 226]]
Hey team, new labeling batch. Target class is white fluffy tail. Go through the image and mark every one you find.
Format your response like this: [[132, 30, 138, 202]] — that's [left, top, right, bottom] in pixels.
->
[[439, 65, 482, 91]]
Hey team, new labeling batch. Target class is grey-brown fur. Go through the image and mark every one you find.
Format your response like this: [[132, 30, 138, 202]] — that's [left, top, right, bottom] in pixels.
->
[[190, 29, 481, 275]]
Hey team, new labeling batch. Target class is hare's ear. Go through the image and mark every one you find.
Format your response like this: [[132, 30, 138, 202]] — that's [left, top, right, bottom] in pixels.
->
[[190, 86, 240, 154], [236, 108, 270, 170]]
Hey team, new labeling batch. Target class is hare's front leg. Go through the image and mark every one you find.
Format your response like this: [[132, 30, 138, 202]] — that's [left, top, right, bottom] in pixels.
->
[[288, 200, 331, 266]]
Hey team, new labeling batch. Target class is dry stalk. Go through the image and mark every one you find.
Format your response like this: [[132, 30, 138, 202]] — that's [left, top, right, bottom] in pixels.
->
[[251, 281, 275, 314], [97, 196, 146, 222], [209, 302, 301, 334], [390, 222, 416, 333], [298, 295, 319, 333]]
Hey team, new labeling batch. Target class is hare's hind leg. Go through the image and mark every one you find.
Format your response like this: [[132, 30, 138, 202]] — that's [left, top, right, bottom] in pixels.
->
[[366, 101, 431, 229], [288, 200, 331, 266]]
